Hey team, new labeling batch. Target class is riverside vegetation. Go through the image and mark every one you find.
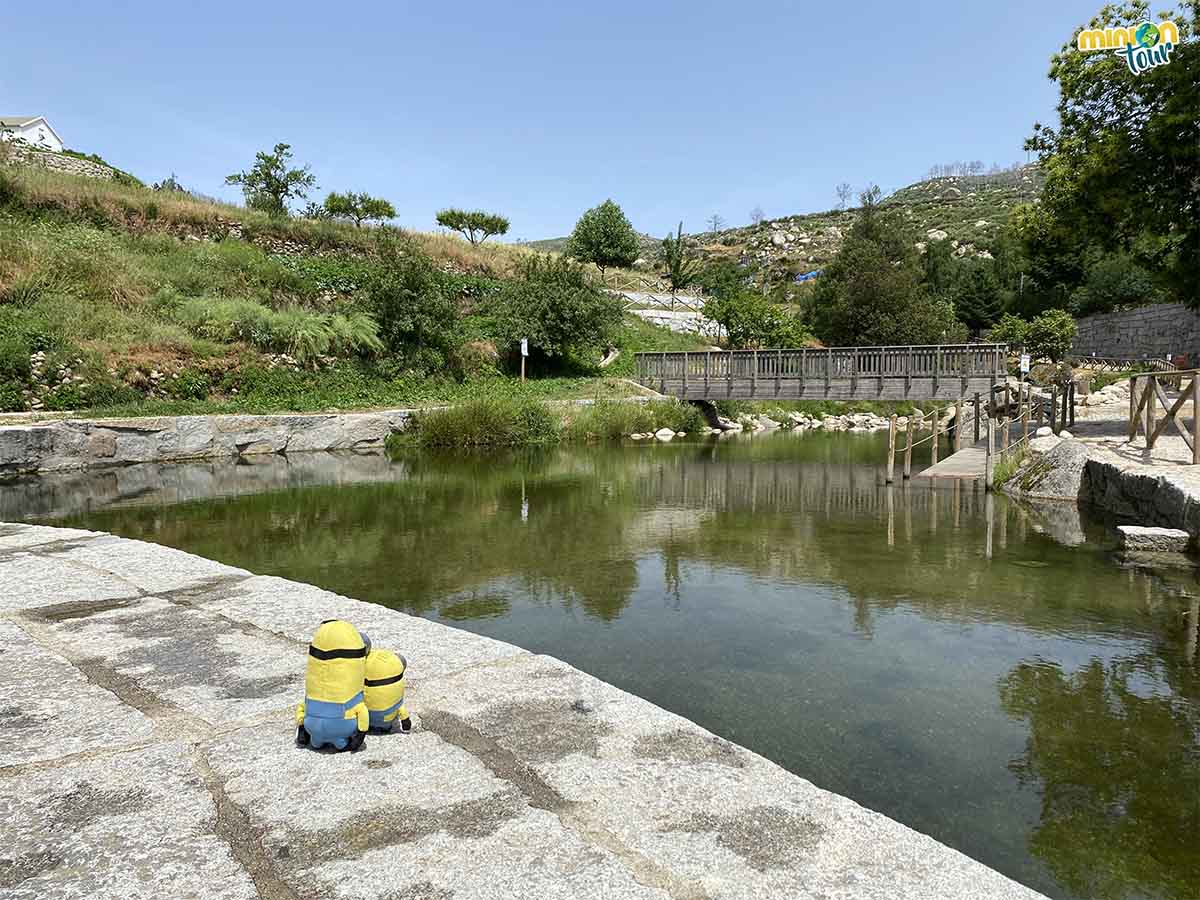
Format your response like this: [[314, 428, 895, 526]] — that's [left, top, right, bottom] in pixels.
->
[[0, 163, 707, 419]]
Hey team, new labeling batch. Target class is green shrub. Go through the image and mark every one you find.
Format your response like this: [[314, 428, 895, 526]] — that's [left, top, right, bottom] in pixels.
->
[[989, 313, 1029, 348], [703, 292, 810, 349], [1026, 309, 1077, 363], [365, 235, 459, 373], [493, 255, 623, 359], [414, 396, 561, 447], [567, 399, 704, 441]]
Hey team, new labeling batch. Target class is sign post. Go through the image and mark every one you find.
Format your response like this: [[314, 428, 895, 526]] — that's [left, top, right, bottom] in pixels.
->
[[520, 338, 528, 383]]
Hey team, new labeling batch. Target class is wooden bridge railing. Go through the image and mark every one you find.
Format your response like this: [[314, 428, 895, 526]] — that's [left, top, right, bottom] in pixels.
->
[[636, 344, 1007, 384]]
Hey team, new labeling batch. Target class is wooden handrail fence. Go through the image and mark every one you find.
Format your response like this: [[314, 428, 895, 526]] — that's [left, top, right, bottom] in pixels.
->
[[1128, 370, 1200, 464], [885, 381, 1072, 490], [1070, 355, 1175, 374]]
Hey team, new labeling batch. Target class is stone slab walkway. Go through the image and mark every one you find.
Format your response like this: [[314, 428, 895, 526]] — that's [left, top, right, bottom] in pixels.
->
[[0, 523, 1045, 900]]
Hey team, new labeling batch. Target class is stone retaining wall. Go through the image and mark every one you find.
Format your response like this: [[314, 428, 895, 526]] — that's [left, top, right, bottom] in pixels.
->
[[1082, 455, 1200, 537], [1073, 303, 1199, 362], [6, 144, 117, 180], [0, 410, 413, 475]]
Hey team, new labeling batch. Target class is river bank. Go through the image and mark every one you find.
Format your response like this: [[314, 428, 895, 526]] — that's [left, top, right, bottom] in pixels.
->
[[0, 521, 1045, 899]]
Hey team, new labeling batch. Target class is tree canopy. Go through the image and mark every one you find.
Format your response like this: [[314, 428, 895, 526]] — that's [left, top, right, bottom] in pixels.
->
[[493, 255, 624, 358], [805, 189, 964, 346], [225, 143, 316, 218], [436, 208, 510, 245], [1018, 2, 1198, 307], [565, 200, 639, 274], [661, 222, 701, 292], [323, 191, 395, 227]]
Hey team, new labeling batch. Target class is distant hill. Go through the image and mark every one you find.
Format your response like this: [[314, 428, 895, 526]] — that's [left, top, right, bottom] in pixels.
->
[[528, 166, 1044, 290], [682, 166, 1044, 288]]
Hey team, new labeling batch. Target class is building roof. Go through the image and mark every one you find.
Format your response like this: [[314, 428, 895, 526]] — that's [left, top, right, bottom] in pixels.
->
[[0, 116, 64, 147]]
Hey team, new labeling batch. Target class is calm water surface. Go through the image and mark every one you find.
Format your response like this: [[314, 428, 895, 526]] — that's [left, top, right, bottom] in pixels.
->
[[6, 432, 1199, 900]]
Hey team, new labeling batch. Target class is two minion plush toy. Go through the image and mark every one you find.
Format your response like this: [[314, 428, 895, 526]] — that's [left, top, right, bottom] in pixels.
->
[[296, 619, 410, 752]]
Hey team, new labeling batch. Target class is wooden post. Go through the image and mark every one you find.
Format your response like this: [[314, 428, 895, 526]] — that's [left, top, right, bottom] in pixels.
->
[[520, 354, 526, 383], [954, 398, 964, 452], [1001, 413, 1010, 450], [1145, 375, 1155, 448], [1068, 381, 1076, 428], [931, 408, 940, 467], [985, 415, 995, 491], [1050, 385, 1059, 435], [903, 417, 914, 479], [974, 392, 981, 443], [1037, 391, 1045, 430], [1129, 375, 1137, 434], [1192, 374, 1200, 465], [1022, 396, 1030, 444], [886, 415, 897, 483]]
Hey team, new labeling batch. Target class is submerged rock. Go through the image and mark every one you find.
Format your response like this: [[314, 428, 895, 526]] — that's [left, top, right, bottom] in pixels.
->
[[1117, 525, 1191, 552]]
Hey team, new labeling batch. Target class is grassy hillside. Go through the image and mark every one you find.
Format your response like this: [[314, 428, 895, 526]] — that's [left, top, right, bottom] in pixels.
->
[[533, 166, 1044, 297], [0, 165, 703, 417]]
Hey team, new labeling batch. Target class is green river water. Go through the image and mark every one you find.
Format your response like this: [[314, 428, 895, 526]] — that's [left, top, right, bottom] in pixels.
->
[[6, 431, 1199, 899]]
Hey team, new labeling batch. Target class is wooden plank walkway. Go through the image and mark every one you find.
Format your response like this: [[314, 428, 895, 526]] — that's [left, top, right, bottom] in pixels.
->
[[918, 444, 989, 480], [635, 344, 1007, 403]]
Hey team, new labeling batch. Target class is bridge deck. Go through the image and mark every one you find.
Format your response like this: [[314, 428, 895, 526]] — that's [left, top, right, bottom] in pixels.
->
[[636, 345, 1007, 403]]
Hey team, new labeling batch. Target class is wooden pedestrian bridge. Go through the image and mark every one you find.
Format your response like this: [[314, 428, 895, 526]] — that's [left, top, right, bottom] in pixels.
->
[[634, 344, 1007, 402]]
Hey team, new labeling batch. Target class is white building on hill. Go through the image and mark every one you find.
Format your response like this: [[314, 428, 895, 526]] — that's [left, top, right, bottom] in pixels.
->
[[0, 116, 64, 153]]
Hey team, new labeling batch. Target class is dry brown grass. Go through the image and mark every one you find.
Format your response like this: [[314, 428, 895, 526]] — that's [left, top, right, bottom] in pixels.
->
[[1, 165, 542, 277]]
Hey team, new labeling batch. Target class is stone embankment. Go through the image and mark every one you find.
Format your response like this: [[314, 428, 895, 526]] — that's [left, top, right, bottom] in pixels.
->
[[0, 522, 1044, 899], [0, 410, 413, 476], [1002, 377, 1200, 543]]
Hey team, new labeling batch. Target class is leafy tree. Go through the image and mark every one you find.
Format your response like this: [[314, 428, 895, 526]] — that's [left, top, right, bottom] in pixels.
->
[[704, 292, 810, 349], [1019, 2, 1198, 307], [225, 143, 316, 218], [565, 200, 639, 275], [989, 313, 1030, 348], [661, 222, 701, 292], [1025, 309, 1077, 362], [806, 186, 965, 345], [749, 206, 765, 226], [696, 259, 746, 300], [921, 238, 960, 297], [1070, 252, 1161, 315], [323, 191, 396, 227], [364, 234, 459, 373], [436, 208, 510, 245], [953, 263, 1004, 336], [493, 256, 624, 359]]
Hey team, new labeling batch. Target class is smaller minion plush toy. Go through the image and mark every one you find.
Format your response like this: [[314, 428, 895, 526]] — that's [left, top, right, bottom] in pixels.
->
[[296, 620, 370, 751], [364, 649, 411, 734]]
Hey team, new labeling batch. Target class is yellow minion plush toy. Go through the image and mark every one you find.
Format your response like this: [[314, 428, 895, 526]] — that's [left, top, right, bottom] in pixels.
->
[[296, 620, 370, 751], [364, 649, 411, 734]]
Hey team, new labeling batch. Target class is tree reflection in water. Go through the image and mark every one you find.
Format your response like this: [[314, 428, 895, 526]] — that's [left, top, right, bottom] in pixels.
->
[[1000, 651, 1200, 900]]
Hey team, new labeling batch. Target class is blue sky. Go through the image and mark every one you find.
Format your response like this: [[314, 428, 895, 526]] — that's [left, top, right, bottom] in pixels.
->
[[4, 0, 1100, 240]]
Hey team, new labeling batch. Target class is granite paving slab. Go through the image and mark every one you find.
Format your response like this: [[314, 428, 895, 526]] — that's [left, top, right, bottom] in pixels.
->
[[0, 522, 1048, 900]]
